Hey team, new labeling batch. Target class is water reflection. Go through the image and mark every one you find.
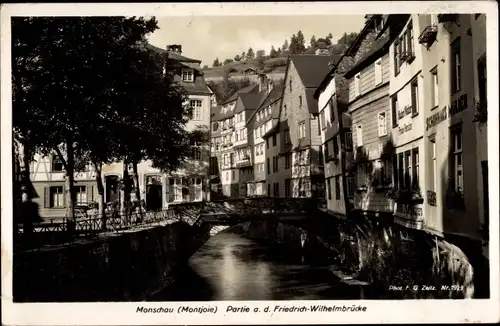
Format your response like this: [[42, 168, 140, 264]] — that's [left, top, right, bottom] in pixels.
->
[[152, 230, 360, 301]]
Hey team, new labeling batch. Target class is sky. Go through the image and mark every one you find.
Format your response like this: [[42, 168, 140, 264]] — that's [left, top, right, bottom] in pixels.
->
[[147, 15, 365, 67]]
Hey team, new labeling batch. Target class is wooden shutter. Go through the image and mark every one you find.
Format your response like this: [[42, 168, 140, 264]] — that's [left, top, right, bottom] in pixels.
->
[[90, 185, 94, 202], [62, 185, 66, 208], [44, 187, 50, 208]]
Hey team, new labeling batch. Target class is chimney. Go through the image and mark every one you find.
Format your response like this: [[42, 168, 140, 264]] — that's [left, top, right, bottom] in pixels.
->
[[258, 73, 266, 93], [166, 44, 182, 54]]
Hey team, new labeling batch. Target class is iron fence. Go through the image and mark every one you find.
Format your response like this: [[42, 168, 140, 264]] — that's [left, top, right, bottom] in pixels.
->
[[15, 208, 184, 252]]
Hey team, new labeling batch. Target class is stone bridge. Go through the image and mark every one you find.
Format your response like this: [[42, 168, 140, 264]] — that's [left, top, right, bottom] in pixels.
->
[[167, 197, 325, 228]]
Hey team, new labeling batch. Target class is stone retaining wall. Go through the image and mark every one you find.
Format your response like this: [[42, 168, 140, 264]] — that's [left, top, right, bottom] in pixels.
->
[[14, 221, 200, 302]]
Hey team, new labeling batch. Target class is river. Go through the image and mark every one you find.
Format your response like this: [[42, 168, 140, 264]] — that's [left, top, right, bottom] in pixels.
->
[[151, 229, 362, 301]]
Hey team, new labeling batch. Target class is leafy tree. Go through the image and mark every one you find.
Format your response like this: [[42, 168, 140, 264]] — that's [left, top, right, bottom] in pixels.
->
[[289, 34, 298, 54], [213, 57, 221, 67], [223, 58, 234, 65], [296, 30, 306, 53], [246, 47, 255, 60], [12, 17, 190, 231], [256, 49, 265, 58], [234, 54, 241, 62], [241, 51, 246, 61], [338, 32, 359, 47], [203, 64, 208, 69], [310, 35, 317, 49], [269, 46, 278, 58], [282, 39, 289, 52], [326, 32, 334, 46]]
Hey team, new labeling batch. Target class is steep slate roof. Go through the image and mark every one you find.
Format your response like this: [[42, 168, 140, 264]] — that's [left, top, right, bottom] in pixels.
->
[[258, 84, 283, 111], [220, 84, 259, 105], [287, 55, 332, 114], [313, 14, 411, 99], [313, 15, 379, 99], [235, 92, 265, 114], [146, 43, 211, 95], [145, 44, 202, 63], [290, 55, 333, 88], [172, 73, 212, 95], [245, 83, 284, 129]]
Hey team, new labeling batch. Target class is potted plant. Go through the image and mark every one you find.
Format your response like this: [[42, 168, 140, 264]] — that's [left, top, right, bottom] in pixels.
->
[[407, 52, 416, 63], [473, 100, 487, 124]]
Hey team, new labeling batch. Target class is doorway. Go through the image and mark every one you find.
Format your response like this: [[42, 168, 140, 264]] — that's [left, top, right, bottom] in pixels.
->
[[146, 175, 163, 211], [105, 175, 120, 204]]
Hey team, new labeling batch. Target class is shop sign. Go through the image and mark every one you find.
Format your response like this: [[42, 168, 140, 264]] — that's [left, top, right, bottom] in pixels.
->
[[398, 123, 413, 135], [426, 94, 469, 130]]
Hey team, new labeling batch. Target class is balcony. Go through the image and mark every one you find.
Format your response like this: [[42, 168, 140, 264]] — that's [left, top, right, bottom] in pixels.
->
[[389, 187, 424, 228], [418, 25, 438, 47], [236, 157, 252, 168], [437, 14, 458, 24]]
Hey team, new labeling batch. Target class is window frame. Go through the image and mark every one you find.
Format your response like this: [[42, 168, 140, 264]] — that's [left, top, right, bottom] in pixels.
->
[[181, 69, 194, 82], [354, 73, 361, 97], [49, 186, 65, 208], [451, 37, 462, 94], [335, 176, 341, 200], [75, 185, 87, 205], [320, 109, 327, 130], [356, 124, 363, 147], [430, 67, 439, 109], [411, 78, 419, 117], [394, 39, 400, 76], [190, 99, 202, 120], [298, 121, 306, 139], [51, 154, 64, 172], [391, 94, 398, 127], [451, 127, 464, 194], [377, 111, 388, 137], [329, 96, 336, 122]]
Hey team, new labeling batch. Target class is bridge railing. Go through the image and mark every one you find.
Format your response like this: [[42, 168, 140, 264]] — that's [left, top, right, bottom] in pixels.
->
[[16, 197, 326, 251], [175, 197, 324, 217], [15, 209, 185, 252]]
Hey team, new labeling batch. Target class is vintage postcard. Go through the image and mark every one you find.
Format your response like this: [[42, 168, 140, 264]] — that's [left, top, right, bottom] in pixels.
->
[[1, 1, 499, 325]]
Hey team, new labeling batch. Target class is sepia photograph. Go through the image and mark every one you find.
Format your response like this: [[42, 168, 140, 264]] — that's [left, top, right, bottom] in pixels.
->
[[1, 2, 499, 325]]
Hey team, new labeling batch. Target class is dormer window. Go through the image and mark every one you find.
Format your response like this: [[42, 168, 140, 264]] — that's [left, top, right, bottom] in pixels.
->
[[52, 154, 64, 172], [182, 69, 194, 82]]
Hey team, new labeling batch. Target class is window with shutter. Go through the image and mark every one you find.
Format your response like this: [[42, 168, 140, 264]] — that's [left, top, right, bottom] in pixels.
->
[[354, 74, 361, 97], [378, 112, 387, 137], [329, 97, 336, 122], [356, 125, 363, 147], [320, 110, 326, 130]]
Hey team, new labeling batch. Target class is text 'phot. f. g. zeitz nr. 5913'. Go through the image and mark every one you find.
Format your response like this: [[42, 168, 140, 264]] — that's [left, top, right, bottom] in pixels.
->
[[11, 13, 490, 303]]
